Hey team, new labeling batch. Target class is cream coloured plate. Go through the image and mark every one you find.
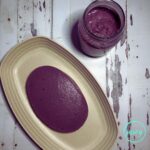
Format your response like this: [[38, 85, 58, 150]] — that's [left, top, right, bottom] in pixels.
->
[[0, 37, 117, 150]]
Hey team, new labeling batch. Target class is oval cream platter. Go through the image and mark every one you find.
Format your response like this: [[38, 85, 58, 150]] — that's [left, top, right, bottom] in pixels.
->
[[0, 37, 117, 150]]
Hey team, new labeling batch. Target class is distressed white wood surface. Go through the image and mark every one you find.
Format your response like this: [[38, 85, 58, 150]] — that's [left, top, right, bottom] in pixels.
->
[[0, 0, 150, 150]]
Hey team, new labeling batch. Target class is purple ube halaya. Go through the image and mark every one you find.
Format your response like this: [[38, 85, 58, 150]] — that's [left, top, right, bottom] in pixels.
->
[[78, 0, 125, 57], [86, 7, 120, 38], [26, 66, 88, 133]]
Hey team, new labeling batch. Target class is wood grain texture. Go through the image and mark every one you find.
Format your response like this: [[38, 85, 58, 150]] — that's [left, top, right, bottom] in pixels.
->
[[13, 0, 45, 149], [0, 0, 52, 149], [126, 0, 150, 149], [0, 0, 150, 149], [0, 0, 18, 150]]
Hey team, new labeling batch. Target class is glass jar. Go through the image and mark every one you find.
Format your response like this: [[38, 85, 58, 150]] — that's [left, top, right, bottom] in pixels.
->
[[78, 0, 125, 57]]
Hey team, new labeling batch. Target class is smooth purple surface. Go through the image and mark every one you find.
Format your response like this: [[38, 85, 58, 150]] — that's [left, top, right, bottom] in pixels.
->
[[86, 7, 120, 38], [26, 66, 88, 133]]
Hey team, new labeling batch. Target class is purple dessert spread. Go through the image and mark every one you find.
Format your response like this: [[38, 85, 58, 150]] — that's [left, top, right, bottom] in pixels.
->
[[86, 7, 120, 38], [78, 1, 125, 57], [26, 66, 88, 133]]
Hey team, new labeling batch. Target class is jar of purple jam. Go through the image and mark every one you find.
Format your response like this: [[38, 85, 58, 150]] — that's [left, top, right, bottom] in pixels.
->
[[78, 0, 125, 57]]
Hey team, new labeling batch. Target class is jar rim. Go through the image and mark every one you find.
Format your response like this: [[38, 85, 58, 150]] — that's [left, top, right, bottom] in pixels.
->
[[83, 0, 125, 40]]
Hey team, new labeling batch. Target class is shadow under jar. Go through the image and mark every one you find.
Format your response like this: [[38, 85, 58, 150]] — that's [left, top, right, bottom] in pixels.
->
[[78, 0, 125, 57]]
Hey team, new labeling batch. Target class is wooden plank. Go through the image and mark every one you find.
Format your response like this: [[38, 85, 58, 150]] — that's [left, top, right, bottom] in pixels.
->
[[0, 0, 18, 60], [111, 0, 150, 149], [12, 0, 38, 149], [104, 0, 129, 149], [13, 0, 52, 150], [17, 0, 34, 42], [14, 0, 51, 150], [126, 0, 150, 149], [0, 0, 17, 149], [52, 0, 106, 94], [0, 105, 16, 150], [0, 0, 52, 149], [33, 0, 52, 37]]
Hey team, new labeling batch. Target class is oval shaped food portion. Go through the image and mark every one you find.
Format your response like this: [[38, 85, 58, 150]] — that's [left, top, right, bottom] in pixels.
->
[[26, 66, 88, 133]]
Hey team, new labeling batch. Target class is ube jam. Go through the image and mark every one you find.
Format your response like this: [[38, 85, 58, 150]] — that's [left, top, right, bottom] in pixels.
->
[[86, 8, 120, 38], [78, 0, 125, 57], [26, 66, 88, 133]]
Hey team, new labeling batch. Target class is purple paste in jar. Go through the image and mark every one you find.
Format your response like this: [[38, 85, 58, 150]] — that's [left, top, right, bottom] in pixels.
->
[[78, 0, 125, 57], [86, 7, 120, 38], [26, 66, 88, 133]]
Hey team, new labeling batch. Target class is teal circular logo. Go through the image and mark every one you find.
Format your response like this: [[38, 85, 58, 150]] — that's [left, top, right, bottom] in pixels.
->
[[123, 120, 147, 143]]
